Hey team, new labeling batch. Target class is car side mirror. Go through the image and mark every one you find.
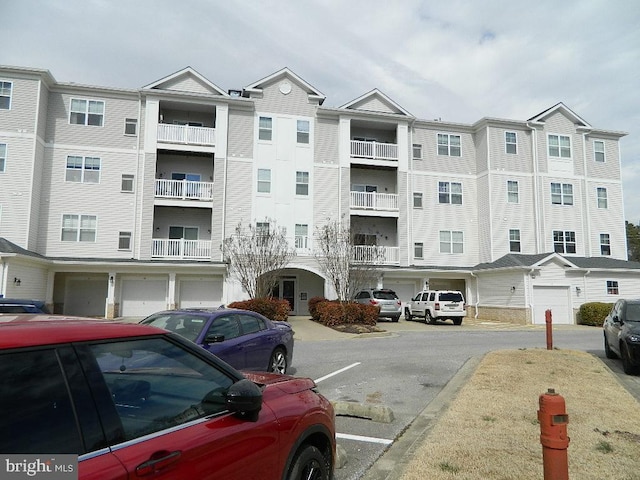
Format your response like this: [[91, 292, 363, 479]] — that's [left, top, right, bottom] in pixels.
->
[[226, 379, 262, 421], [205, 334, 225, 344], [613, 315, 622, 324]]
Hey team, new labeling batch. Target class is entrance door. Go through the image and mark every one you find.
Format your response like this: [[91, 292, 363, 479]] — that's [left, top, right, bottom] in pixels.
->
[[272, 279, 296, 315]]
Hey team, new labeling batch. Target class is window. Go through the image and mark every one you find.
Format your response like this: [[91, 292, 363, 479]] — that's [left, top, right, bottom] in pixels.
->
[[594, 140, 605, 162], [437, 134, 461, 156], [297, 120, 309, 144], [121, 174, 134, 192], [256, 222, 270, 239], [0, 349, 84, 454], [257, 169, 271, 193], [70, 98, 105, 126], [414, 242, 424, 259], [439, 181, 462, 204], [90, 338, 234, 442], [413, 192, 423, 208], [258, 116, 272, 141], [551, 183, 573, 205], [0, 143, 6, 172], [509, 229, 521, 252], [440, 230, 464, 254], [119, 231, 132, 250], [548, 134, 571, 158], [296, 171, 309, 195], [507, 180, 519, 203], [61, 214, 97, 242], [505, 131, 517, 154], [66, 155, 101, 183], [600, 233, 611, 256], [597, 187, 608, 208], [295, 224, 308, 249], [124, 118, 138, 136], [606, 280, 619, 295], [553, 230, 576, 254], [169, 226, 198, 240], [413, 144, 422, 160], [0, 81, 11, 109]]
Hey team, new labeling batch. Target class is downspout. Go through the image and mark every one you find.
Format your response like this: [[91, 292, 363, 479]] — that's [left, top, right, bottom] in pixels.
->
[[408, 120, 415, 264], [0, 259, 6, 297], [527, 267, 536, 323], [486, 125, 494, 260], [581, 132, 592, 254], [526, 122, 542, 253]]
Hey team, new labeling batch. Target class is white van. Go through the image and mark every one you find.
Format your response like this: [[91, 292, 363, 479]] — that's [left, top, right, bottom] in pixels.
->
[[405, 290, 466, 325]]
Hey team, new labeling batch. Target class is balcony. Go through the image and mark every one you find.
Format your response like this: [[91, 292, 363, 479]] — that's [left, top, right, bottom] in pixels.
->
[[155, 179, 214, 201], [352, 245, 400, 264], [350, 191, 398, 211], [152, 239, 212, 260], [157, 124, 215, 146], [351, 140, 398, 161]]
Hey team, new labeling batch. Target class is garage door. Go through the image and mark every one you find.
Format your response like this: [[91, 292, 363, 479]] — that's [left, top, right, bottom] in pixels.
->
[[532, 286, 572, 325], [65, 278, 107, 317], [179, 279, 223, 308], [383, 282, 418, 312], [120, 279, 167, 317]]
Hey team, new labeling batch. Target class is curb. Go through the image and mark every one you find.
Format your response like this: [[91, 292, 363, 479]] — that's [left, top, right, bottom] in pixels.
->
[[360, 354, 484, 480]]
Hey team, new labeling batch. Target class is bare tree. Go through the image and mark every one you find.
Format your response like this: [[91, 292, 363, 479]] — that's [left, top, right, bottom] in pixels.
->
[[222, 219, 296, 299], [314, 218, 382, 301]]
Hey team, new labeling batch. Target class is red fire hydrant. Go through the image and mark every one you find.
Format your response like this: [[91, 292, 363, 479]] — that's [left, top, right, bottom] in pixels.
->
[[538, 388, 570, 479]]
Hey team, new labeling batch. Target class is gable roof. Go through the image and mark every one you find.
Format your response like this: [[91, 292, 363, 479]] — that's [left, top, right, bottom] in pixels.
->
[[143, 66, 228, 97], [340, 89, 414, 117], [243, 67, 325, 104], [527, 102, 591, 129], [0, 238, 46, 259], [474, 253, 640, 272]]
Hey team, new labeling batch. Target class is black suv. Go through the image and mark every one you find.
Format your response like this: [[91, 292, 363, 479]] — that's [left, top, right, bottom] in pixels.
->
[[603, 298, 640, 375]]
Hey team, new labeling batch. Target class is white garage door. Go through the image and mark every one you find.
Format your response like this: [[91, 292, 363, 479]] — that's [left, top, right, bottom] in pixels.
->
[[384, 282, 418, 312], [179, 279, 223, 308], [532, 286, 572, 325], [65, 278, 107, 317], [120, 279, 167, 317]]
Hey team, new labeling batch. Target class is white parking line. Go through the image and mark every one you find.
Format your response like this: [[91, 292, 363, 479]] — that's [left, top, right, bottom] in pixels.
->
[[314, 362, 361, 383], [336, 433, 393, 445]]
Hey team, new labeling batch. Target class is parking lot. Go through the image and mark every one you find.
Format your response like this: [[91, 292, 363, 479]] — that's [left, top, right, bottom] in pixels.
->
[[287, 317, 632, 480]]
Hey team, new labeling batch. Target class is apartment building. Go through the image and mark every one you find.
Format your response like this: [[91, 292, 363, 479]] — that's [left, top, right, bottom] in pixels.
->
[[1, 64, 638, 324]]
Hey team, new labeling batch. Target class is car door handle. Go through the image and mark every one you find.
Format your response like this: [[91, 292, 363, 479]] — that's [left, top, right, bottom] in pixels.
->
[[136, 450, 182, 476]]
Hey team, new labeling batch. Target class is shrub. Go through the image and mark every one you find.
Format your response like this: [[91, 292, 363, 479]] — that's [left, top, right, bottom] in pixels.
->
[[307, 296, 328, 321], [578, 302, 613, 327], [227, 297, 290, 322], [313, 301, 378, 327]]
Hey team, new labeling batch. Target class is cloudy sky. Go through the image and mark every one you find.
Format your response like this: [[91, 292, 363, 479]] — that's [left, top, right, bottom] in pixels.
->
[[4, 0, 640, 221]]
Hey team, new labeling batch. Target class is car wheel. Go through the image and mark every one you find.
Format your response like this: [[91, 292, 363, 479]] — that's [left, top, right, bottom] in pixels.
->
[[621, 343, 639, 375], [288, 444, 330, 480], [405, 308, 413, 321], [604, 334, 617, 359], [269, 348, 287, 374], [392, 315, 399, 323], [453, 318, 463, 326], [426, 311, 436, 325]]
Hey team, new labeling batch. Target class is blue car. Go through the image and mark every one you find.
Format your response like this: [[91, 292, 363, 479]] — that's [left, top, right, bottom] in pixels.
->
[[0, 298, 50, 314], [141, 308, 294, 374]]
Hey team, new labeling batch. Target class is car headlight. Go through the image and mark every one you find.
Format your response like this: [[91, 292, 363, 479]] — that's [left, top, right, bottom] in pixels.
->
[[628, 334, 640, 343]]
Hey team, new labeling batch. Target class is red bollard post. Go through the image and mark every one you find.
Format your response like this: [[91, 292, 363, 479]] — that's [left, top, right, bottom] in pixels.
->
[[538, 388, 570, 480], [545, 309, 553, 350]]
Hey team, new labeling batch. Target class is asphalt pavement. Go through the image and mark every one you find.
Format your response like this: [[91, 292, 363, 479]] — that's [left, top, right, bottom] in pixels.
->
[[288, 315, 640, 480]]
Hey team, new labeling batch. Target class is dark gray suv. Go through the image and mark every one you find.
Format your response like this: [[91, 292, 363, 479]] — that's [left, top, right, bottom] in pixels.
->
[[354, 289, 402, 322]]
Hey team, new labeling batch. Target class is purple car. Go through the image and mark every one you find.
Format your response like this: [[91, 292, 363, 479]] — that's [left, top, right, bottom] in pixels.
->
[[141, 308, 294, 374]]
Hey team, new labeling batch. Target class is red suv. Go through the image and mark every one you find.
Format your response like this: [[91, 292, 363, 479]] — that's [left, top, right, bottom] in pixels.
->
[[0, 316, 335, 480]]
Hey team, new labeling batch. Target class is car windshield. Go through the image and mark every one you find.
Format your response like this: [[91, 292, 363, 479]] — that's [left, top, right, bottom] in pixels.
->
[[373, 291, 397, 300], [440, 292, 463, 302], [626, 303, 640, 321]]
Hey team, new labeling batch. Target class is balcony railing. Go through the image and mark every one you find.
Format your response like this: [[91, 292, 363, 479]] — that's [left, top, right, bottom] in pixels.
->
[[152, 239, 212, 259], [350, 140, 398, 161], [352, 245, 400, 264], [157, 124, 216, 146], [350, 191, 398, 211], [155, 179, 214, 201]]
